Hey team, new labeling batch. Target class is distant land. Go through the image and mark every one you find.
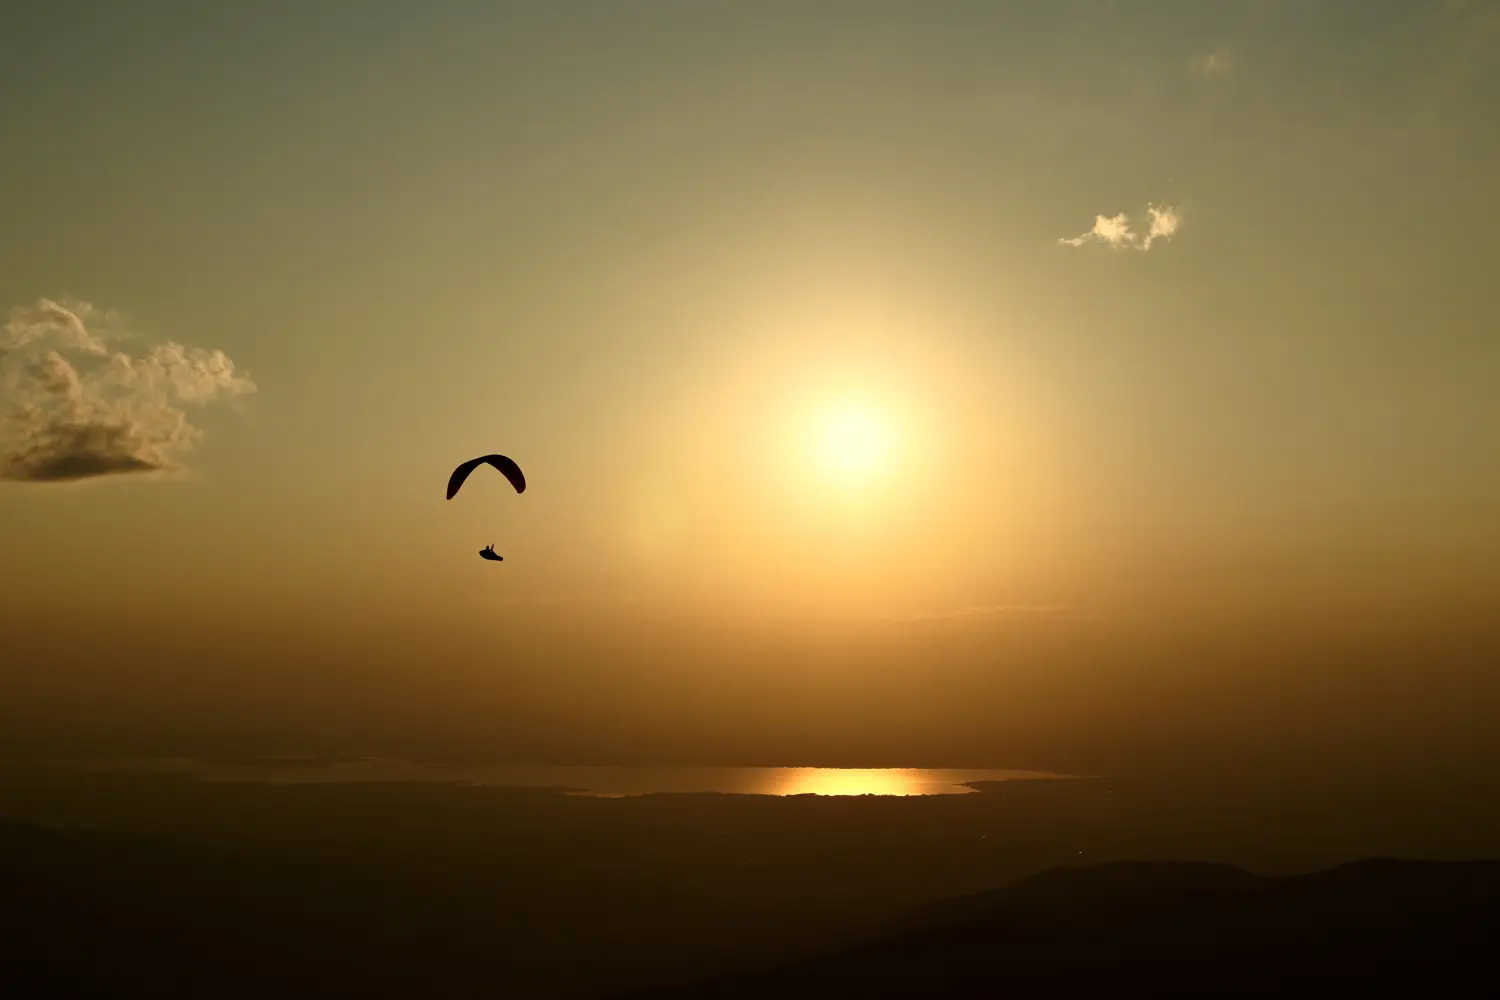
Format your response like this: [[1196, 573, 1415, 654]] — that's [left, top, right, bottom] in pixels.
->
[[620, 857, 1500, 997]]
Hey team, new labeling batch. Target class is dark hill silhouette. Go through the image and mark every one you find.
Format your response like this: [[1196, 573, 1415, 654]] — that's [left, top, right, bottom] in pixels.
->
[[619, 857, 1500, 998], [884, 859, 1262, 933], [2, 815, 733, 998], [6, 805, 1500, 999]]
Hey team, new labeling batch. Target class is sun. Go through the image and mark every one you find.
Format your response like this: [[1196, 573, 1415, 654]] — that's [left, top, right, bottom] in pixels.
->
[[819, 406, 891, 477]]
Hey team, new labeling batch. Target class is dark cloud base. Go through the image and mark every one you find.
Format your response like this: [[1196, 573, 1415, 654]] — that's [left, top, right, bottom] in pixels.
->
[[2, 421, 166, 483]]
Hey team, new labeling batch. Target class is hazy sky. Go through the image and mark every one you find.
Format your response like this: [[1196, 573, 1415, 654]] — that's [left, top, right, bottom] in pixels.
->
[[3, 1, 1497, 768]]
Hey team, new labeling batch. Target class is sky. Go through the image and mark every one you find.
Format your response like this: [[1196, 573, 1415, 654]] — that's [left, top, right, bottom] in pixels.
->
[[2, 0, 1498, 771]]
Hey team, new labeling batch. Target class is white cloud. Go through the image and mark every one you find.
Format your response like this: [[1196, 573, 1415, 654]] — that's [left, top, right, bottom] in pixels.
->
[[0, 298, 256, 483], [1190, 46, 1235, 77], [1059, 203, 1183, 252], [1141, 203, 1182, 250], [1058, 212, 1137, 249]]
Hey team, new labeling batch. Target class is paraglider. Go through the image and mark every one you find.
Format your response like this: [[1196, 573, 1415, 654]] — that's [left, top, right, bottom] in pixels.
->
[[446, 454, 525, 562], [446, 454, 525, 499]]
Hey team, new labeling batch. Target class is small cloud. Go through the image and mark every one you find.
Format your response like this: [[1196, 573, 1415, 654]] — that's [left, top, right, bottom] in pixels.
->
[[1141, 203, 1182, 250], [1190, 46, 1235, 77], [1059, 203, 1183, 252], [0, 298, 256, 483], [890, 603, 1072, 624], [1058, 212, 1136, 249]]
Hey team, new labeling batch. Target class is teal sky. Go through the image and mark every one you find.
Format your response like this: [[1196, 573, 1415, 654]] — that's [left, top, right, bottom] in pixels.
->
[[2, 1, 1497, 765]]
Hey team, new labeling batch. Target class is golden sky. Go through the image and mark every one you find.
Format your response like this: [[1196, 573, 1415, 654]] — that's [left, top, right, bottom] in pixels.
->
[[2, 1, 1497, 767]]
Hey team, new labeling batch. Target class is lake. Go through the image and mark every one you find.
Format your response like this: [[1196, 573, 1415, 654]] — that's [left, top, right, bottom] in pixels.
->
[[57, 757, 1073, 797]]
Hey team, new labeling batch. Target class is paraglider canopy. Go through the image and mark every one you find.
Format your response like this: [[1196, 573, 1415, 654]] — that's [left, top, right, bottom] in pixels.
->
[[446, 454, 525, 500]]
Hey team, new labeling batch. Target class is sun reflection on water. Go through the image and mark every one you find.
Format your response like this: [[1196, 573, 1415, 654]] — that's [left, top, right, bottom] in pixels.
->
[[774, 767, 934, 796]]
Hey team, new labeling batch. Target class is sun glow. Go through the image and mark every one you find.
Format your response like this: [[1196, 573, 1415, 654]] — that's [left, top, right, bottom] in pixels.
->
[[815, 404, 893, 479], [774, 767, 927, 796]]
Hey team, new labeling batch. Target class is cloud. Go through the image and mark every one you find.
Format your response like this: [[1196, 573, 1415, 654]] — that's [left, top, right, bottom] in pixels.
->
[[0, 298, 256, 483], [1141, 203, 1181, 250], [0, 299, 109, 357], [1058, 212, 1136, 249], [1190, 46, 1235, 77], [1058, 203, 1183, 252], [890, 603, 1072, 624]]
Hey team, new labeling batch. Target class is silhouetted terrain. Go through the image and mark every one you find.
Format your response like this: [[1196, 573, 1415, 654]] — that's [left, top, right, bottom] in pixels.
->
[[4, 766, 1500, 997], [623, 858, 1500, 997], [0, 814, 786, 999]]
